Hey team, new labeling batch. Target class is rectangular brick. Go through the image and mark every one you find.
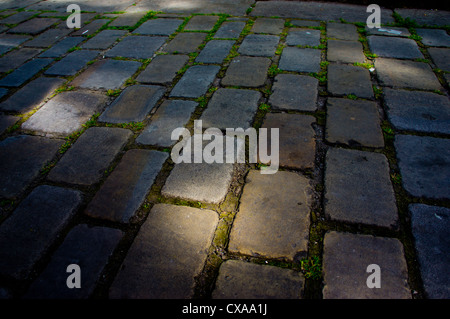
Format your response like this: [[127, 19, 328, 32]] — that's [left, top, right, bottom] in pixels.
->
[[99, 85, 165, 123], [170, 65, 220, 98], [48, 127, 132, 186], [200, 88, 261, 129], [0, 135, 62, 198], [229, 170, 311, 261], [44, 50, 99, 76], [71, 59, 141, 90], [0, 58, 53, 87], [221, 56, 270, 87], [0, 77, 65, 113], [109, 204, 218, 298], [136, 100, 197, 147], [25, 224, 122, 298], [261, 113, 316, 170], [85, 150, 168, 223], [325, 148, 398, 227], [137, 54, 189, 84], [22, 91, 108, 137], [105, 36, 167, 59], [0, 186, 82, 280], [323, 231, 410, 299]]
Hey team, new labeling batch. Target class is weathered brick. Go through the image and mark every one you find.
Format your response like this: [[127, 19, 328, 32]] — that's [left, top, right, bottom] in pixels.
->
[[109, 204, 218, 298], [212, 260, 304, 299], [48, 127, 132, 186], [324, 148, 398, 228], [25, 224, 122, 299], [323, 231, 411, 299], [22, 90, 108, 137], [0, 185, 82, 280], [99, 85, 165, 123], [85, 149, 168, 223], [0, 135, 62, 198], [229, 170, 311, 261]]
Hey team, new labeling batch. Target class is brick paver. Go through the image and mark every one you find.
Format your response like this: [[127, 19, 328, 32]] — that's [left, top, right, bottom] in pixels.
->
[[229, 170, 311, 261], [109, 204, 218, 298], [323, 231, 411, 299], [212, 260, 304, 299], [0, 3, 448, 301], [22, 90, 108, 137]]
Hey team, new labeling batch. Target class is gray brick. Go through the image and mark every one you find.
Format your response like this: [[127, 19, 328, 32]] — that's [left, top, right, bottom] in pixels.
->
[[23, 27, 72, 48], [163, 32, 207, 53], [238, 34, 279, 57], [327, 64, 374, 98], [327, 40, 365, 63], [251, 18, 284, 34], [44, 50, 99, 76], [279, 47, 320, 73], [428, 47, 450, 71], [221, 56, 270, 87], [0, 114, 18, 135], [22, 91, 108, 137], [286, 28, 320, 47], [383, 88, 450, 134], [213, 260, 304, 299], [324, 148, 398, 228], [213, 21, 245, 39], [416, 28, 450, 47], [200, 88, 261, 129], [184, 15, 219, 31], [0, 58, 53, 87], [8, 18, 59, 35], [137, 54, 188, 84], [162, 137, 234, 204], [327, 22, 359, 41], [170, 65, 220, 98], [71, 59, 141, 90], [48, 127, 132, 186], [0, 34, 30, 55], [0, 47, 42, 72], [323, 231, 411, 299], [110, 12, 146, 27], [82, 29, 127, 50], [106, 36, 167, 59], [375, 58, 442, 90], [0, 185, 82, 280], [410, 204, 450, 299], [269, 74, 318, 111], [134, 18, 183, 35], [25, 224, 122, 298], [39, 37, 84, 58], [85, 150, 168, 223], [109, 204, 218, 298], [0, 135, 62, 198], [261, 113, 316, 170], [395, 135, 450, 199], [290, 20, 321, 27], [0, 11, 36, 24], [0, 77, 65, 113], [136, 100, 197, 147], [99, 85, 165, 123], [229, 170, 311, 261], [325, 98, 384, 148], [196, 40, 234, 64], [368, 36, 423, 59]]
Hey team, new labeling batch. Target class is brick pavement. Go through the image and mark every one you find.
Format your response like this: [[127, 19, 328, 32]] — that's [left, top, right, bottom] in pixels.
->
[[0, 0, 449, 300]]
